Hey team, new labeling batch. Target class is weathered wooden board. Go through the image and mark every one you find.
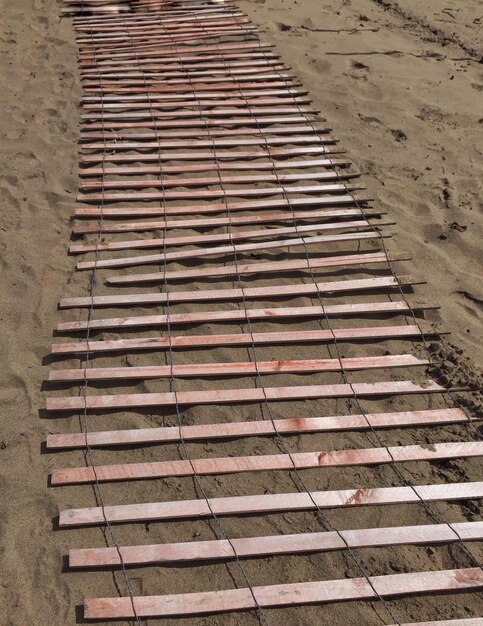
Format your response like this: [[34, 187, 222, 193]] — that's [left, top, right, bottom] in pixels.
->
[[107, 251, 394, 284], [49, 354, 428, 383], [82, 569, 483, 618], [59, 276, 416, 307], [59, 483, 483, 527], [46, 380, 445, 412], [51, 441, 481, 485], [69, 521, 483, 567], [69, 219, 368, 254], [46, 408, 470, 450]]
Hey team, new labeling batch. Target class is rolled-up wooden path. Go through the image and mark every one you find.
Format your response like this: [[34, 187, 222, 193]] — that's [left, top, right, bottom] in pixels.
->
[[48, 0, 482, 623]]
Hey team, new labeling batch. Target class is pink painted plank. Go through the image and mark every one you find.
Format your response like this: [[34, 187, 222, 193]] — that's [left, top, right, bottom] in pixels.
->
[[80, 106, 320, 124], [79, 147, 339, 167], [78, 42, 275, 63], [82, 71, 297, 88], [80, 66, 293, 83], [77, 26, 257, 46], [51, 441, 481, 486], [81, 62, 291, 78], [78, 29, 259, 51], [81, 114, 322, 129], [80, 136, 335, 154], [60, 482, 482, 527], [77, 20, 255, 36], [78, 29, 264, 51], [49, 354, 428, 383], [81, 97, 313, 114], [74, 194, 358, 218], [80, 123, 324, 144], [76, 19, 250, 39], [75, 231, 383, 270], [69, 219, 368, 254], [71, 519, 483, 567], [80, 112, 312, 130], [77, 170, 350, 193], [73, 207, 367, 234], [107, 251, 392, 285], [59, 276, 413, 308], [46, 409, 469, 450], [69, 521, 483, 568], [83, 569, 483, 618], [54, 303, 425, 334], [75, 14, 245, 31], [46, 380, 445, 412], [79, 33, 265, 61], [79, 33, 263, 57], [78, 159, 345, 182], [78, 27, 257, 49], [80, 89, 308, 104]]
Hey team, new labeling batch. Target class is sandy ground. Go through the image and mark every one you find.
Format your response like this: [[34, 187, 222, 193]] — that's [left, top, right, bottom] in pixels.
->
[[0, 1, 482, 625]]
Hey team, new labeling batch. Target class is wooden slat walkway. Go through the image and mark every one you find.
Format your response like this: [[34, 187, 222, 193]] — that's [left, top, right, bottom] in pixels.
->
[[48, 0, 482, 622]]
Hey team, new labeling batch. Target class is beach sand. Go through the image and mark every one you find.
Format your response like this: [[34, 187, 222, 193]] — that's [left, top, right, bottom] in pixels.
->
[[0, 1, 482, 624]]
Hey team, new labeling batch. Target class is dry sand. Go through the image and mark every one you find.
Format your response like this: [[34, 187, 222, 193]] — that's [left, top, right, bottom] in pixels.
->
[[0, 1, 482, 625]]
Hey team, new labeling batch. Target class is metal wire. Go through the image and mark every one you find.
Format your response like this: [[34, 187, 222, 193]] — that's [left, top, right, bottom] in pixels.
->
[[178, 9, 403, 625], [74, 7, 142, 626], [238, 24, 483, 572], [72, 2, 482, 623], [116, 6, 271, 625]]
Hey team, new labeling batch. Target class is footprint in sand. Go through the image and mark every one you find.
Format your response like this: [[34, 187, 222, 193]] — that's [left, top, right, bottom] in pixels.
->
[[348, 60, 369, 80]]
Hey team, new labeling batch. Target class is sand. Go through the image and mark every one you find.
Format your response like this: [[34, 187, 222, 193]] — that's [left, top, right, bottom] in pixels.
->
[[0, 0, 482, 625]]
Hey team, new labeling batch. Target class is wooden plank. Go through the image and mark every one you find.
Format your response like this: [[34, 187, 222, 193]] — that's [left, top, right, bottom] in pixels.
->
[[76, 19, 250, 39], [80, 113, 317, 131], [69, 220, 368, 254], [82, 568, 483, 618], [80, 126, 328, 145], [79, 146, 340, 167], [75, 13, 245, 31], [82, 72, 297, 88], [82, 69, 295, 86], [80, 63, 290, 81], [46, 380, 445, 412], [69, 521, 483, 567], [79, 33, 265, 61], [82, 90, 309, 106], [74, 193, 357, 217], [82, 59, 290, 76], [59, 482, 483, 526], [79, 33, 264, 57], [80, 135, 335, 153], [54, 303, 428, 334], [78, 26, 261, 46], [49, 354, 428, 383], [75, 232, 383, 270], [78, 27, 258, 49], [107, 251, 393, 285], [81, 96, 313, 112], [52, 324, 421, 354], [77, 181, 355, 203], [77, 170, 352, 193], [79, 35, 267, 57], [78, 42, 275, 63], [59, 276, 414, 308], [78, 158, 344, 181], [51, 441, 481, 485], [72, 206, 366, 234], [46, 409, 469, 450], [80, 106, 319, 123], [77, 23, 254, 43]]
